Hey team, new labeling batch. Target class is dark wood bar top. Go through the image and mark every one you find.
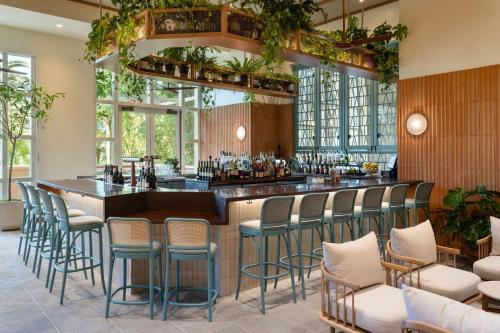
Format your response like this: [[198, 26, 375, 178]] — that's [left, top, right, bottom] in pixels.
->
[[39, 178, 422, 225]]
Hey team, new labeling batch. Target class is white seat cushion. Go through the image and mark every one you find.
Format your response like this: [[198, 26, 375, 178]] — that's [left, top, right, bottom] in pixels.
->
[[323, 232, 384, 289], [403, 264, 480, 302], [403, 285, 500, 333], [405, 198, 415, 205], [114, 240, 162, 254], [69, 215, 103, 227], [171, 242, 217, 255], [473, 256, 500, 281], [67, 208, 85, 217], [332, 284, 407, 333], [240, 219, 260, 230], [381, 202, 390, 209], [490, 217, 500, 255], [390, 220, 437, 265], [290, 214, 320, 225], [354, 205, 362, 213]]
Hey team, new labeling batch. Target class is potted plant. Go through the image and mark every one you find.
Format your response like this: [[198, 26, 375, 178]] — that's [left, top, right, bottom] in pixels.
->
[[436, 186, 500, 259], [0, 80, 64, 230], [223, 57, 262, 87]]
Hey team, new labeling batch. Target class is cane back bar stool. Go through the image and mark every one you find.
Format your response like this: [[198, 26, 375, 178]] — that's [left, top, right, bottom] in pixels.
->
[[381, 183, 410, 233], [236, 196, 297, 314], [406, 182, 435, 226], [49, 193, 106, 305], [105, 217, 162, 320], [25, 185, 47, 273], [163, 218, 217, 322], [354, 187, 386, 253], [322, 189, 358, 243], [16, 182, 31, 261], [279, 192, 328, 300]]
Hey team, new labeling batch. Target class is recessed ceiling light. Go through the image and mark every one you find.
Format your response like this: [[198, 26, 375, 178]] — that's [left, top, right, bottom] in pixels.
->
[[56, 24, 63, 28]]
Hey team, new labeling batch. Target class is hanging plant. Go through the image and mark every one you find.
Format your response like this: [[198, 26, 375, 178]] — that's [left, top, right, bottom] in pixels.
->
[[201, 86, 215, 112], [118, 71, 148, 102]]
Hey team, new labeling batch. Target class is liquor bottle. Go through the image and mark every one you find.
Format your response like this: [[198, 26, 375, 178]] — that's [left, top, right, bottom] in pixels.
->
[[141, 167, 146, 188], [150, 168, 157, 189], [196, 161, 201, 180], [118, 168, 125, 185], [112, 166, 119, 184], [145, 167, 150, 188], [103, 165, 107, 183]]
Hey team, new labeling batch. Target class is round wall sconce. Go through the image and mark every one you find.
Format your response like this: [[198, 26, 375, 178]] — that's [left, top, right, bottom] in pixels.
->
[[236, 125, 246, 141], [406, 114, 428, 136]]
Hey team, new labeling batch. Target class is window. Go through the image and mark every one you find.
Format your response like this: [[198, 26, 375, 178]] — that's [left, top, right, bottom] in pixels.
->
[[0, 52, 35, 200], [95, 68, 200, 174], [295, 66, 397, 170]]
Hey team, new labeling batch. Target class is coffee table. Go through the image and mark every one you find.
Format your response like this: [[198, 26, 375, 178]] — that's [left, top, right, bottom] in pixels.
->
[[478, 281, 500, 313]]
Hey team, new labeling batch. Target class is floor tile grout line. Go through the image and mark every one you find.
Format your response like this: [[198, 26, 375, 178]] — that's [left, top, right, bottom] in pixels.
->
[[23, 284, 62, 333], [83, 292, 126, 333], [167, 318, 189, 332]]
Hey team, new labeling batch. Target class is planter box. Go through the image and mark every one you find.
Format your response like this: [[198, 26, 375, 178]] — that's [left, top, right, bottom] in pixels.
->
[[0, 200, 23, 231]]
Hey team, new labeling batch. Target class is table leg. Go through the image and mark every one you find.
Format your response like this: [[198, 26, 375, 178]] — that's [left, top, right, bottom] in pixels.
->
[[482, 295, 489, 311]]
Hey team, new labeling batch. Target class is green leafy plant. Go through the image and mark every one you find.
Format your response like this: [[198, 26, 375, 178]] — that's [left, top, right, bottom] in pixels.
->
[[223, 57, 262, 74], [201, 86, 215, 112], [0, 80, 64, 200], [118, 71, 147, 102], [164, 157, 180, 173], [437, 186, 500, 250]]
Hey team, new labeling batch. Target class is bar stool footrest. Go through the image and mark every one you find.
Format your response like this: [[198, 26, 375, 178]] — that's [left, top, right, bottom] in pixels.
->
[[110, 284, 162, 305], [241, 262, 291, 280], [279, 253, 322, 270], [165, 287, 217, 308]]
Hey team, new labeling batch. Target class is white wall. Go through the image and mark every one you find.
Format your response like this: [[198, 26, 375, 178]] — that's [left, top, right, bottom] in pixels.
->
[[0, 25, 96, 180], [399, 0, 500, 79], [317, 2, 399, 32]]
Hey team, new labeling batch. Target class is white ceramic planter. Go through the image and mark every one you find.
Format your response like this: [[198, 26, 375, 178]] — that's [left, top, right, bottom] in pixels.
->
[[0, 200, 23, 231]]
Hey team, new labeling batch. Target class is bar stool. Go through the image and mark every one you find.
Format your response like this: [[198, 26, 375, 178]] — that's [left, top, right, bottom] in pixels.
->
[[105, 217, 162, 320], [163, 218, 217, 322], [279, 192, 328, 300], [322, 189, 358, 242], [381, 184, 409, 234], [49, 193, 106, 305], [353, 187, 386, 252], [406, 182, 435, 226], [35, 188, 86, 287], [236, 196, 296, 314], [25, 185, 46, 272], [16, 182, 32, 262]]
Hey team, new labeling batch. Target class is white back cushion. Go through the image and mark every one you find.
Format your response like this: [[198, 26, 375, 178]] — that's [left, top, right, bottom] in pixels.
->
[[390, 220, 436, 265], [490, 216, 500, 255], [402, 285, 500, 333], [322, 232, 384, 289]]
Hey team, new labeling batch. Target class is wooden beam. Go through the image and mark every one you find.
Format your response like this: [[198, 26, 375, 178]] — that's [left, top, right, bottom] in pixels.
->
[[67, 0, 117, 12], [314, 0, 398, 27], [318, 0, 339, 6]]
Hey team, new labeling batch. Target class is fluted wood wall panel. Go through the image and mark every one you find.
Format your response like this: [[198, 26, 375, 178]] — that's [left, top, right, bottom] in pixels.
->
[[200, 103, 294, 160], [398, 65, 500, 218]]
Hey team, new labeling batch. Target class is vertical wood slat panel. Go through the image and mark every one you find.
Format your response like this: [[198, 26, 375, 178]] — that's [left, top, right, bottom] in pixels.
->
[[398, 64, 500, 247]]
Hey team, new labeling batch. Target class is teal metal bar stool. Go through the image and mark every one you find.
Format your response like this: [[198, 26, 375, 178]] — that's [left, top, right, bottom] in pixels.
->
[[16, 182, 32, 262], [25, 185, 46, 273], [353, 187, 386, 253], [235, 196, 297, 314], [279, 192, 328, 300], [162, 218, 217, 322], [35, 188, 85, 287], [381, 184, 409, 233], [406, 182, 434, 226], [49, 193, 106, 305], [105, 217, 162, 320], [322, 189, 358, 242]]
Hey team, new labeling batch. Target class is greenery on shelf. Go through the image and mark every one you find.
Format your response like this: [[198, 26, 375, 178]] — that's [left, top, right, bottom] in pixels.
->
[[118, 71, 148, 102], [223, 57, 262, 74], [201, 86, 215, 112], [0, 80, 64, 200], [437, 186, 500, 250]]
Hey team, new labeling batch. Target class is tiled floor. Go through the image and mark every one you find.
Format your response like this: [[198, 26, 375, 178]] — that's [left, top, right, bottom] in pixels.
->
[[0, 230, 330, 333]]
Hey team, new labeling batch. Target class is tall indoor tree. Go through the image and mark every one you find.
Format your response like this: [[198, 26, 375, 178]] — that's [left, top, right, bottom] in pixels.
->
[[0, 80, 64, 200]]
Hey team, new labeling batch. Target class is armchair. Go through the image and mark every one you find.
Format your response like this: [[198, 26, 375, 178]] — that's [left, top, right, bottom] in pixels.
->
[[473, 218, 500, 281]]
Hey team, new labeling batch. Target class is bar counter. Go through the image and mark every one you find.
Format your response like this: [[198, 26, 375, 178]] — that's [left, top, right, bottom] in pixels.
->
[[38, 177, 421, 296]]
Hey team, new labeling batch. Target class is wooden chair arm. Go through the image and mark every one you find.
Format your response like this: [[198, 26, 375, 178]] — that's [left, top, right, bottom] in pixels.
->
[[436, 245, 460, 255], [402, 320, 454, 333], [477, 235, 492, 245], [320, 260, 361, 291], [382, 260, 411, 288], [381, 261, 411, 274], [386, 241, 425, 266]]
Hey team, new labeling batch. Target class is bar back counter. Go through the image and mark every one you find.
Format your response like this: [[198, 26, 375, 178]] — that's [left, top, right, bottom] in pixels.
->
[[38, 178, 421, 296]]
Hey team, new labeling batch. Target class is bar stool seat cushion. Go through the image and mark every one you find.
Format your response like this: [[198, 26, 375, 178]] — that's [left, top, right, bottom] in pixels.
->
[[240, 219, 261, 230], [354, 205, 362, 213], [402, 264, 481, 302], [170, 242, 217, 255], [114, 240, 162, 254], [69, 215, 103, 227], [332, 284, 406, 333], [473, 256, 500, 281], [405, 198, 415, 205], [381, 202, 390, 209], [290, 214, 321, 225], [68, 209, 86, 217]]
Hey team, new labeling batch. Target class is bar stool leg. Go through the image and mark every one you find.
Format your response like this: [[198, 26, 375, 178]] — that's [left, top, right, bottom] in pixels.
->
[[148, 254, 154, 320], [162, 252, 171, 320], [285, 230, 297, 304], [258, 235, 266, 314], [36, 222, 50, 278], [122, 258, 127, 301], [88, 231, 96, 286], [59, 232, 72, 305], [49, 230, 62, 293], [18, 209, 27, 255], [273, 235, 281, 289], [175, 260, 180, 303], [25, 215, 37, 265], [105, 253, 114, 318], [306, 227, 314, 279], [157, 254, 163, 302], [207, 256, 213, 322], [80, 234, 88, 279], [264, 236, 269, 292], [413, 205, 418, 226], [98, 228, 106, 294], [235, 232, 243, 300], [45, 224, 56, 288], [297, 227, 306, 300]]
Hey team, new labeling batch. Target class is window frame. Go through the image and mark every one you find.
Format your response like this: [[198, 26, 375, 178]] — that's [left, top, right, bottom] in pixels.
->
[[0, 51, 36, 200]]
